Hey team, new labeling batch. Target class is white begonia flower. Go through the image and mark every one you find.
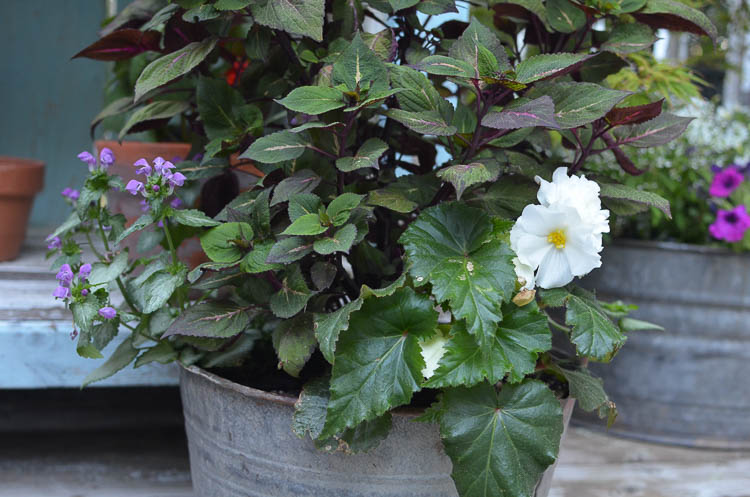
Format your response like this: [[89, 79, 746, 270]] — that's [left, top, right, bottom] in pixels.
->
[[513, 257, 536, 291], [510, 167, 609, 289], [535, 167, 610, 242]]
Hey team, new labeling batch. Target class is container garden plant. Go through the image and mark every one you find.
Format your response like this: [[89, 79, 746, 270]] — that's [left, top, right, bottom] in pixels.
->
[[578, 99, 750, 448], [52, 0, 715, 494], [0, 156, 44, 261]]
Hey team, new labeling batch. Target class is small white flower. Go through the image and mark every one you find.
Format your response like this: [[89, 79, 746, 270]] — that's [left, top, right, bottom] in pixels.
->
[[513, 257, 536, 291]]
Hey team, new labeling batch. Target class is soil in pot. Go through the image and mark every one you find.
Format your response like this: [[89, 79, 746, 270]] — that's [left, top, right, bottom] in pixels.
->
[[0, 157, 45, 261]]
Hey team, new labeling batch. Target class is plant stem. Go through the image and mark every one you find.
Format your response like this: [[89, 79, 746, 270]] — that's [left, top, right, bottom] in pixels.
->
[[85, 231, 104, 260], [547, 316, 571, 333], [97, 218, 139, 314], [162, 217, 179, 267]]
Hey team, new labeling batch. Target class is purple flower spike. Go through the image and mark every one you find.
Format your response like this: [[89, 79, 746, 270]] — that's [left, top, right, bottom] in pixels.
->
[[81, 289, 89, 296], [153, 157, 165, 171], [61, 188, 80, 201], [168, 172, 186, 187], [134, 158, 152, 176], [170, 197, 182, 209], [98, 306, 117, 320], [99, 148, 115, 167], [710, 166, 744, 197], [47, 236, 62, 250], [56, 264, 74, 286], [77, 151, 96, 168], [125, 179, 144, 196], [79, 263, 92, 279], [53, 286, 70, 299], [157, 161, 176, 176], [709, 205, 750, 242]]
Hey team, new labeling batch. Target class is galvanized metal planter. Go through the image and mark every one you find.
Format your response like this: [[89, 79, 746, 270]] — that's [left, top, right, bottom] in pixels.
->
[[180, 365, 575, 497], [578, 240, 750, 449]]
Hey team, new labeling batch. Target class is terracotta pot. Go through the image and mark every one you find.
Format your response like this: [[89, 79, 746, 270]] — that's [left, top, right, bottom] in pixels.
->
[[94, 140, 193, 182], [0, 157, 45, 261]]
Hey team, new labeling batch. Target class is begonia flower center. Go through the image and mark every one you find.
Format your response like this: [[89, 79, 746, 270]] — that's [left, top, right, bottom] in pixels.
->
[[547, 229, 567, 249]]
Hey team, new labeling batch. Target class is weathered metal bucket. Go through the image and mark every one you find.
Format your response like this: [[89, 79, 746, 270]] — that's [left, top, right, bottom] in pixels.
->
[[577, 240, 750, 449], [180, 365, 575, 497]]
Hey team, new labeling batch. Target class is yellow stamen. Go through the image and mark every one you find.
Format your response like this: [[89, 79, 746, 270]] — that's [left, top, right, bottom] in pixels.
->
[[547, 229, 566, 249]]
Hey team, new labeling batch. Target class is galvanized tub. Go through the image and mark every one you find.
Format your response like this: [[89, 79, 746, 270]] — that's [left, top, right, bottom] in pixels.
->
[[578, 240, 750, 449], [180, 365, 575, 497]]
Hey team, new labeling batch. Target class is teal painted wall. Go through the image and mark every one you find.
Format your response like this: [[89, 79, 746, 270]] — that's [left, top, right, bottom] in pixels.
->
[[1, 0, 108, 227]]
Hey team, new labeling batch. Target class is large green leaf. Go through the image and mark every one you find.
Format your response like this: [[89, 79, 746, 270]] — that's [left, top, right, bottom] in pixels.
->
[[82, 336, 139, 387], [251, 0, 324, 41], [449, 18, 512, 74], [602, 22, 656, 54], [162, 302, 250, 338], [419, 55, 474, 77], [269, 264, 313, 318], [266, 236, 314, 264], [389, 65, 446, 113], [332, 33, 388, 92], [293, 376, 331, 440], [281, 213, 326, 235], [534, 82, 630, 129], [171, 208, 221, 227], [612, 112, 693, 148], [134, 38, 217, 102], [481, 96, 559, 130], [634, 0, 717, 42], [200, 222, 253, 263], [119, 100, 189, 139], [439, 380, 564, 497], [271, 169, 322, 206], [240, 130, 310, 164], [566, 291, 626, 361], [546, 0, 586, 33], [277, 86, 347, 115], [599, 182, 671, 218], [386, 109, 457, 136], [272, 313, 316, 377], [313, 224, 358, 255], [336, 138, 388, 172], [129, 265, 187, 314], [426, 302, 551, 387], [320, 288, 436, 438], [399, 203, 516, 352], [87, 251, 129, 286], [514, 53, 591, 84]]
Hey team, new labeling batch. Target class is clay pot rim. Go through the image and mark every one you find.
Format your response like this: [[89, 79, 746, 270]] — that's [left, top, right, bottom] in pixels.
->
[[180, 364, 426, 417], [0, 156, 45, 196], [0, 156, 45, 170]]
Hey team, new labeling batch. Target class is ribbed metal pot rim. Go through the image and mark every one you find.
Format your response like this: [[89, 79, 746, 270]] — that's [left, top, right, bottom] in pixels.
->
[[611, 238, 747, 257], [180, 364, 426, 416]]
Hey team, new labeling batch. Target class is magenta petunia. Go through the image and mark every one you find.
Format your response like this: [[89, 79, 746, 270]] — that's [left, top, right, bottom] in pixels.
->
[[709, 166, 744, 197], [709, 205, 750, 242]]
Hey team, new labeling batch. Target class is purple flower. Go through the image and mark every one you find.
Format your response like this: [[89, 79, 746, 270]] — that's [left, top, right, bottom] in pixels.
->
[[81, 288, 89, 296], [140, 199, 150, 212], [167, 171, 186, 187], [79, 263, 92, 279], [152, 184, 160, 192], [710, 166, 744, 197], [134, 158, 152, 176], [61, 188, 80, 201], [98, 306, 117, 320], [125, 179, 144, 196], [53, 286, 70, 299], [47, 236, 62, 250], [56, 264, 74, 286], [77, 151, 96, 169], [709, 205, 750, 242], [170, 197, 182, 209], [99, 148, 115, 167], [155, 159, 175, 175]]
